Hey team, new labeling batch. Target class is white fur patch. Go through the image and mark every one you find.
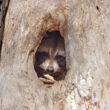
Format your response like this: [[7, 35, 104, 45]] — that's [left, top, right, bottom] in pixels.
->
[[40, 59, 60, 72]]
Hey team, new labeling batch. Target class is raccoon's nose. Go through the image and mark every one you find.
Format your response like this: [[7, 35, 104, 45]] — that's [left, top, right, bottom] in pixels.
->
[[47, 66, 54, 72]]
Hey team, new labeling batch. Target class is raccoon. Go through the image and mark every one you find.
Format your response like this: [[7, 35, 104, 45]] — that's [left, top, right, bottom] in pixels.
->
[[34, 31, 66, 81]]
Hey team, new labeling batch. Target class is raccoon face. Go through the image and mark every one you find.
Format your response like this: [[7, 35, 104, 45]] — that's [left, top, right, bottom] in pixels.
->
[[36, 51, 66, 73], [34, 31, 66, 80], [40, 59, 60, 72]]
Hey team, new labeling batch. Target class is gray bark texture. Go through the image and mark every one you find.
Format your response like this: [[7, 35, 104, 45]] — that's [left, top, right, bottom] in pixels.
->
[[0, 0, 110, 110]]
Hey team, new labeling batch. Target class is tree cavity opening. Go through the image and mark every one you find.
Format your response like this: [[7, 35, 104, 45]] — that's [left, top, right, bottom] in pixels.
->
[[34, 31, 67, 84]]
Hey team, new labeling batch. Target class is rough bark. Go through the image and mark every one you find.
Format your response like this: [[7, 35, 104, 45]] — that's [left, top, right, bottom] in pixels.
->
[[0, 0, 110, 110]]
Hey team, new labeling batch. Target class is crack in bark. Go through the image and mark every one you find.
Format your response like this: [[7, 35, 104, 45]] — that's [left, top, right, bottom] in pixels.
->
[[0, 0, 10, 56]]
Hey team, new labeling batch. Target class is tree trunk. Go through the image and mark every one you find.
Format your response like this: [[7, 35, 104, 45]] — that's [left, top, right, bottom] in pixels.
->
[[0, 0, 110, 110]]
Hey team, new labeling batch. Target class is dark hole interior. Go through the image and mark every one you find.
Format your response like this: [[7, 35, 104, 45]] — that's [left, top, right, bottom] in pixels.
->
[[96, 6, 99, 10], [34, 31, 67, 83], [0, 1, 2, 11], [0, 0, 9, 57]]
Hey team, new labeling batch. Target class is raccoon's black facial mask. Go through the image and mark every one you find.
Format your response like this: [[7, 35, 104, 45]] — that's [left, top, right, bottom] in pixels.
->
[[34, 31, 66, 81], [36, 52, 66, 72], [35, 52, 49, 65], [55, 55, 66, 70]]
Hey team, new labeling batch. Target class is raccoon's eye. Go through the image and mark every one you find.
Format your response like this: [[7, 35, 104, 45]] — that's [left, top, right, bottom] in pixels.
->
[[35, 52, 49, 65], [55, 55, 66, 69]]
